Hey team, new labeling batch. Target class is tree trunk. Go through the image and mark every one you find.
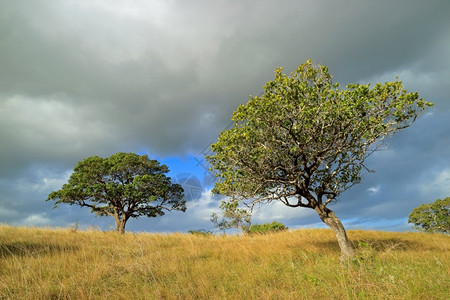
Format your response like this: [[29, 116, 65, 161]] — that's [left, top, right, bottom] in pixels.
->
[[314, 204, 356, 259], [114, 214, 128, 234]]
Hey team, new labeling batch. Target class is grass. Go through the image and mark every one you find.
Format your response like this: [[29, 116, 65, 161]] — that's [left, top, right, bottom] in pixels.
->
[[0, 225, 449, 299]]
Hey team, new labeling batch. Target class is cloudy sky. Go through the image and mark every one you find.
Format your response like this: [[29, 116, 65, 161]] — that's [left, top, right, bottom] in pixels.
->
[[1, 0, 449, 233]]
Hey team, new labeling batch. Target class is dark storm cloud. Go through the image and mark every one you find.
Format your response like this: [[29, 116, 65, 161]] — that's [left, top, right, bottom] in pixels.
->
[[1, 0, 449, 231]]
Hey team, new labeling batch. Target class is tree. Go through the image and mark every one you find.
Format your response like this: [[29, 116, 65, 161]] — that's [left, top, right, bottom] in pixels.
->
[[210, 200, 251, 233], [408, 197, 450, 234], [47, 152, 186, 233], [207, 60, 432, 258]]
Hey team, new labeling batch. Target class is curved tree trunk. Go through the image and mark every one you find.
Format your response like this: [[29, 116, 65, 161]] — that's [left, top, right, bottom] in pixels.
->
[[314, 204, 355, 259]]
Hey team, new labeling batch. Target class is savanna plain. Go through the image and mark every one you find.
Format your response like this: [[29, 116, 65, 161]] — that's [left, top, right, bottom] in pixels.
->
[[0, 225, 448, 299]]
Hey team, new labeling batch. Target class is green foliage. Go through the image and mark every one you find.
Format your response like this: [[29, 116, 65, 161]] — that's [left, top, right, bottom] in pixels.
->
[[47, 152, 186, 233], [408, 197, 450, 234], [351, 241, 378, 267], [188, 229, 213, 236], [248, 221, 288, 234], [304, 274, 320, 286], [207, 60, 432, 208], [211, 200, 251, 233]]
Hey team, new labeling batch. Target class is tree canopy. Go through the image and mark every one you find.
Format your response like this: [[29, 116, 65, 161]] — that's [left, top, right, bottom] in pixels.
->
[[207, 60, 432, 258], [408, 197, 450, 234], [47, 152, 186, 233]]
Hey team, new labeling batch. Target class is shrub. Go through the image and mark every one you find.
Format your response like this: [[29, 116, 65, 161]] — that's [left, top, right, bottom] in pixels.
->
[[247, 221, 288, 234], [188, 229, 213, 236]]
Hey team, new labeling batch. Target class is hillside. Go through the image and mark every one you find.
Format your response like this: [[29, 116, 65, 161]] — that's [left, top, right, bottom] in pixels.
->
[[0, 225, 449, 299]]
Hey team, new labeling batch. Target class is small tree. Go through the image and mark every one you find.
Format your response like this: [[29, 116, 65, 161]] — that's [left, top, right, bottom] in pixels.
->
[[211, 200, 251, 233], [207, 60, 432, 258], [408, 197, 450, 234], [47, 152, 186, 233]]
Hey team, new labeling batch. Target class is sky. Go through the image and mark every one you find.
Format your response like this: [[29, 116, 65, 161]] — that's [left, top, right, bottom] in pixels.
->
[[1, 0, 449, 233]]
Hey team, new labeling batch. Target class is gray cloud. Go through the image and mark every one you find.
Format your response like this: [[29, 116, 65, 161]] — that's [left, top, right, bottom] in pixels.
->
[[1, 0, 449, 232]]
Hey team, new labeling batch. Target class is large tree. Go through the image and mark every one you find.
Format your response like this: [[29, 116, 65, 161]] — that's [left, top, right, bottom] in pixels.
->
[[207, 60, 432, 258], [408, 197, 450, 234], [47, 152, 186, 233]]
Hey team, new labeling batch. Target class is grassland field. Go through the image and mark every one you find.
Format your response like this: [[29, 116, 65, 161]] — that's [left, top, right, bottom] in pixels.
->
[[0, 224, 449, 299]]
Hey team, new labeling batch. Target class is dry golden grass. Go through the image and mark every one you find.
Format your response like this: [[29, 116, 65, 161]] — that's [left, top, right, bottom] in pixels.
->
[[0, 224, 449, 299]]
